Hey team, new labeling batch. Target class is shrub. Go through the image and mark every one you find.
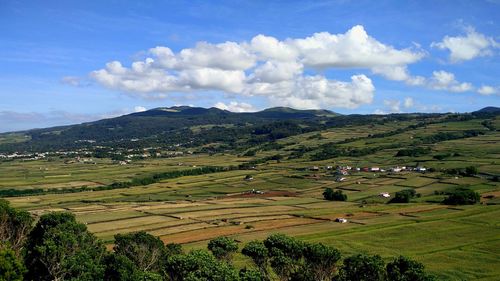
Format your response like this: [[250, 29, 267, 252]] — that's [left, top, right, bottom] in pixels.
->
[[323, 188, 347, 201], [443, 188, 480, 205]]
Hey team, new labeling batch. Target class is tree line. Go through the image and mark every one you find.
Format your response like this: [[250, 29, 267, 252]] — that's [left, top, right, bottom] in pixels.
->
[[0, 199, 437, 280], [0, 166, 235, 197]]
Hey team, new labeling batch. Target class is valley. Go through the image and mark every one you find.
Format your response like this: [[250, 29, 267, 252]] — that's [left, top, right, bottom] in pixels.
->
[[1, 107, 499, 280]]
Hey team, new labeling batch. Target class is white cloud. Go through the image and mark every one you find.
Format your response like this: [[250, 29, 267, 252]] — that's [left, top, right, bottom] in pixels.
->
[[176, 41, 256, 70], [249, 74, 375, 109], [134, 106, 146, 112], [477, 85, 498, 95], [61, 76, 89, 87], [292, 25, 424, 68], [249, 61, 303, 83], [428, 70, 473, 92], [383, 99, 401, 113], [431, 27, 499, 63], [249, 35, 299, 61], [91, 25, 425, 109], [370, 65, 427, 86], [213, 101, 256, 112], [404, 97, 414, 108]]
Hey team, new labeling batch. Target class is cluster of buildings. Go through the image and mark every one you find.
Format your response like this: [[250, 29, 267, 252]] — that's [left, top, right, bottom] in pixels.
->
[[311, 165, 428, 175]]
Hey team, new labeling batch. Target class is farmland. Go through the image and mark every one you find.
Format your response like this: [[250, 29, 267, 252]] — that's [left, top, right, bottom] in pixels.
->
[[1, 112, 500, 280]]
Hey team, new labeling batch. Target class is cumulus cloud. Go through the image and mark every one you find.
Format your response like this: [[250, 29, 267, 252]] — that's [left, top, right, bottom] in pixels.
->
[[91, 25, 428, 109], [428, 70, 473, 92], [213, 101, 256, 112], [431, 27, 499, 63], [477, 85, 498, 95], [371, 65, 426, 86], [291, 26, 424, 68], [252, 75, 375, 109]]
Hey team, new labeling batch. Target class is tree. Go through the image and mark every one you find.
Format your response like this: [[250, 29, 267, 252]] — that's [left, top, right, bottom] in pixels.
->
[[389, 189, 417, 204], [264, 234, 305, 281], [24, 212, 106, 281], [208, 236, 239, 263], [386, 256, 436, 281], [239, 268, 265, 281], [323, 188, 347, 201], [114, 231, 166, 273], [0, 247, 25, 281], [103, 253, 137, 281], [337, 254, 386, 281], [443, 188, 480, 205], [303, 242, 341, 281], [0, 199, 33, 257], [165, 242, 183, 256], [165, 249, 239, 281], [465, 166, 478, 176], [242, 240, 269, 278]]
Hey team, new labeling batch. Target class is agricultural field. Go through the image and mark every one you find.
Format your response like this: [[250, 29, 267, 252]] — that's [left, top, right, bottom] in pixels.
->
[[2, 115, 500, 280]]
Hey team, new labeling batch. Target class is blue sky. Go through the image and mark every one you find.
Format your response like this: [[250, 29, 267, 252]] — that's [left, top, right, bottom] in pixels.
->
[[0, 0, 499, 132]]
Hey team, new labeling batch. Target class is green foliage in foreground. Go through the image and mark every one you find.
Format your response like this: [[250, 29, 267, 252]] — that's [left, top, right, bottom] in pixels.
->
[[0, 248, 25, 281]]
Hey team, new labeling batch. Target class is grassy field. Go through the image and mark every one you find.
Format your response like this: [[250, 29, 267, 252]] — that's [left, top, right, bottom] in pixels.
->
[[2, 117, 500, 280]]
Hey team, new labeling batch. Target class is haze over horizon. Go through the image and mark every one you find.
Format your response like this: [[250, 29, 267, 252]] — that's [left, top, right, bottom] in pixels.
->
[[1, 0, 499, 132]]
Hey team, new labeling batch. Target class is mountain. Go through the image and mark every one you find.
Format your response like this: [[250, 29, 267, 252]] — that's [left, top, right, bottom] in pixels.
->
[[0, 106, 496, 154], [474, 106, 500, 114], [0, 106, 337, 153]]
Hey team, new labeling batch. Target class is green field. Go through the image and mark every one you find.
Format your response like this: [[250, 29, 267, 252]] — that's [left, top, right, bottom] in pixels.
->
[[2, 116, 500, 280]]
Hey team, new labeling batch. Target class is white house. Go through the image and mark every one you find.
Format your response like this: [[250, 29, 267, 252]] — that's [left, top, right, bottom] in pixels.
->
[[379, 192, 391, 198]]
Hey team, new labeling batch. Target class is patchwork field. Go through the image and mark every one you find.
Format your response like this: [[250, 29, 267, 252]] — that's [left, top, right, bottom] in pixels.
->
[[2, 116, 500, 280]]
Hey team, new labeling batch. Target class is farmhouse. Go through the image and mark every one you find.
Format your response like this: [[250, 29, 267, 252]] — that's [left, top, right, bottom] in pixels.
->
[[391, 167, 402, 172], [415, 166, 427, 172], [379, 192, 391, 198]]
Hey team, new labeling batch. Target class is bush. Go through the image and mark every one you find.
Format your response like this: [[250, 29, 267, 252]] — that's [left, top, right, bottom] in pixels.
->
[[465, 166, 478, 176], [443, 188, 480, 205], [389, 189, 417, 203], [0, 247, 26, 281], [443, 189, 480, 205], [208, 236, 238, 263], [323, 188, 347, 201]]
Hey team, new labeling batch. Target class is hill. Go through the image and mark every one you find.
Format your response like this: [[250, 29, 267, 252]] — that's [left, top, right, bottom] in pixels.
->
[[0, 106, 497, 154]]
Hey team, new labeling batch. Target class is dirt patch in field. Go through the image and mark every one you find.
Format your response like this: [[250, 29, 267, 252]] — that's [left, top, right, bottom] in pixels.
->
[[226, 190, 298, 198], [159, 217, 320, 244], [481, 191, 500, 203]]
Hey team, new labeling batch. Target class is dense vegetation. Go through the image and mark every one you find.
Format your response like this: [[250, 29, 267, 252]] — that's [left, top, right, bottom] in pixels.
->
[[0, 199, 436, 281], [323, 188, 348, 201]]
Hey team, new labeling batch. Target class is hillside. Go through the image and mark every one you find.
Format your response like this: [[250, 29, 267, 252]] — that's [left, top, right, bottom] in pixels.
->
[[0, 106, 497, 154]]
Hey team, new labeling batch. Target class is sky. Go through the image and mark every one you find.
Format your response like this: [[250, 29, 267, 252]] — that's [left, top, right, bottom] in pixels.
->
[[0, 0, 499, 132]]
